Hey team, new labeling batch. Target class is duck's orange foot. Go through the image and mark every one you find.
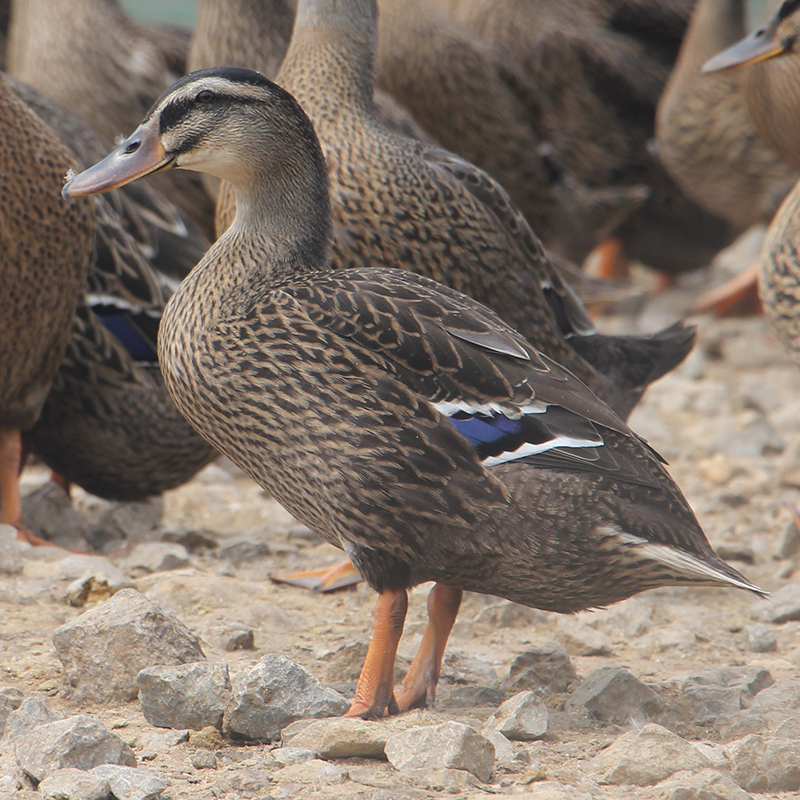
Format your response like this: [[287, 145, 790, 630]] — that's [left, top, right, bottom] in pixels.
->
[[695, 263, 762, 317], [15, 525, 57, 548], [586, 237, 630, 280], [270, 558, 361, 592]]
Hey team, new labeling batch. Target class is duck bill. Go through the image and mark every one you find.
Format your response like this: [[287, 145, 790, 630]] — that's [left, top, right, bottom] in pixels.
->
[[703, 18, 787, 73], [62, 117, 174, 198]]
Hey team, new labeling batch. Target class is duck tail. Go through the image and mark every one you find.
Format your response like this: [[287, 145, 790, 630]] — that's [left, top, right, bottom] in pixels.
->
[[568, 321, 697, 419]]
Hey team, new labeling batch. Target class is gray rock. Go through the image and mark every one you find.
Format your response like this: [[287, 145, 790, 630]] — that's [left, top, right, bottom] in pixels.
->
[[483, 730, 516, 770], [271, 747, 317, 766], [14, 715, 136, 782], [51, 588, 205, 703], [762, 583, 800, 623], [283, 718, 387, 759], [137, 662, 231, 731], [556, 618, 613, 656], [566, 667, 663, 725], [0, 525, 24, 575], [86, 498, 162, 553], [90, 765, 168, 800], [447, 685, 504, 707], [776, 520, 800, 559], [507, 642, 578, 694], [591, 723, 711, 786], [512, 781, 592, 799], [38, 767, 111, 800], [398, 767, 478, 792], [743, 623, 777, 653], [484, 691, 548, 741], [2, 697, 60, 743], [317, 641, 369, 684], [678, 667, 773, 725], [659, 768, 753, 800], [223, 654, 349, 741], [21, 484, 88, 551], [473, 601, 549, 628], [190, 750, 217, 770], [749, 678, 800, 711], [119, 543, 190, 576], [221, 625, 254, 652], [0, 687, 23, 737], [726, 735, 800, 792], [217, 539, 270, 563], [385, 721, 495, 782], [64, 574, 132, 608], [273, 759, 346, 787]]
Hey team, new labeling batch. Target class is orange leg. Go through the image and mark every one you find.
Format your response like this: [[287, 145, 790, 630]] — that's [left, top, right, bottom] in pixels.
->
[[346, 587, 408, 719], [587, 237, 630, 280], [694, 262, 761, 317], [0, 426, 48, 546], [394, 583, 463, 712], [270, 558, 362, 592], [49, 470, 72, 499]]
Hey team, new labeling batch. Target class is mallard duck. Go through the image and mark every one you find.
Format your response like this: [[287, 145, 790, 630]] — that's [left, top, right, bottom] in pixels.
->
[[375, 0, 649, 263], [439, 0, 738, 276], [7, 0, 215, 238], [0, 74, 93, 543], [65, 65, 763, 717], [220, 0, 696, 423], [656, 0, 796, 230], [8, 77, 216, 504]]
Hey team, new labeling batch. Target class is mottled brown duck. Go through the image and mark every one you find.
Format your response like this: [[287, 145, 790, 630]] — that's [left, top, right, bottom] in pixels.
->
[[7, 0, 215, 237], [9, 77, 216, 504], [0, 74, 93, 543], [439, 0, 738, 276], [66, 66, 763, 717], [375, 0, 649, 263]]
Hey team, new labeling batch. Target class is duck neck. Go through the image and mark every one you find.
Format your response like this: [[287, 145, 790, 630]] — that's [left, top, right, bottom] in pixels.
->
[[278, 0, 379, 123], [683, 0, 745, 62]]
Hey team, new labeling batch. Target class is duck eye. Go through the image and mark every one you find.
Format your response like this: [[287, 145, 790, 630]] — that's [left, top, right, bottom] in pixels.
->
[[195, 89, 215, 104]]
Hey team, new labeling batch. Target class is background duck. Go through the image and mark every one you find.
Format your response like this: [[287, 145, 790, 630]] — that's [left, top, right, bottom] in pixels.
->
[[0, 74, 93, 543], [65, 65, 763, 718], [7, 0, 215, 238], [438, 0, 739, 277], [8, 77, 216, 507]]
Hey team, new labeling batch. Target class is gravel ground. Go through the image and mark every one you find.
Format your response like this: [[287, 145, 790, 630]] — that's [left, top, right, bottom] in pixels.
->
[[2, 234, 800, 800]]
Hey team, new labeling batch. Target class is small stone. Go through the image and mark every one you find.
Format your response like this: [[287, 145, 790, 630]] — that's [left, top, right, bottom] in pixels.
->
[[385, 721, 495, 782], [137, 662, 231, 731], [678, 667, 774, 726], [726, 734, 800, 792], [223, 654, 349, 741], [188, 726, 225, 750], [399, 768, 477, 792], [556, 618, 613, 656], [0, 687, 23, 737], [284, 718, 387, 759], [14, 715, 136, 782], [86, 498, 162, 553], [21, 484, 88, 551], [0, 525, 24, 575], [161, 528, 218, 553], [0, 775, 22, 793], [2, 697, 59, 743], [591, 723, 711, 786], [119, 543, 190, 576], [38, 767, 111, 800], [317, 641, 369, 684], [273, 759, 347, 786], [483, 730, 516, 770], [89, 765, 167, 800], [507, 642, 578, 694], [51, 588, 205, 703], [762, 583, 800, 623], [447, 685, 504, 707], [659, 768, 753, 800], [65, 575, 129, 608], [484, 691, 548, 741], [743, 623, 777, 653], [271, 747, 317, 766], [776, 521, 800, 560], [516, 781, 592, 799], [749, 679, 800, 711], [190, 750, 217, 770], [217, 539, 270, 563], [565, 667, 663, 725], [221, 625, 255, 652], [474, 601, 549, 628]]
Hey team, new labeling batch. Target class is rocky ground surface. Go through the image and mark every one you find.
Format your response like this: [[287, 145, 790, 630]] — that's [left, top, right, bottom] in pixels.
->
[[3, 231, 800, 800]]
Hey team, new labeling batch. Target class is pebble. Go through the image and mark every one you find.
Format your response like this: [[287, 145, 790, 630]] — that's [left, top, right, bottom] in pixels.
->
[[51, 588, 205, 703], [591, 723, 711, 786], [555, 618, 613, 656], [399, 767, 477, 793], [119, 543, 190, 576], [85, 498, 162, 553], [217, 539, 270, 563], [316, 640, 369, 684], [726, 734, 800, 792], [271, 747, 317, 766], [37, 767, 111, 800], [0, 687, 23, 737], [137, 662, 231, 731], [484, 691, 548, 741], [89, 765, 168, 800], [22, 554, 131, 595], [507, 642, 578, 694], [2, 697, 60, 743], [748, 678, 800, 711], [677, 666, 773, 726], [0, 525, 24, 575], [473, 600, 549, 628], [658, 768, 753, 800], [565, 666, 663, 725], [14, 715, 136, 782], [21, 484, 88, 551], [282, 717, 388, 759], [188, 726, 225, 750], [221, 625, 255, 651], [64, 575, 129, 608], [190, 750, 217, 770], [761, 583, 800, 623], [273, 759, 347, 787], [223, 654, 349, 741], [384, 721, 495, 783], [742, 623, 777, 653]]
